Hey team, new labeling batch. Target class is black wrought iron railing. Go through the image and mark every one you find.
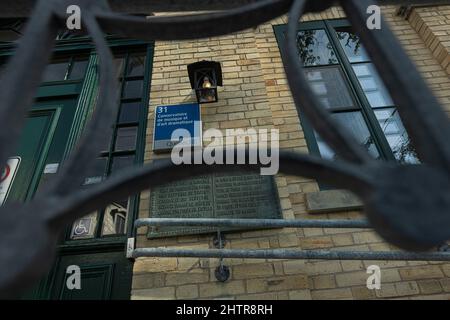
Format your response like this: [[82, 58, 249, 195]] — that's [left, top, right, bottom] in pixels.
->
[[0, 0, 449, 297]]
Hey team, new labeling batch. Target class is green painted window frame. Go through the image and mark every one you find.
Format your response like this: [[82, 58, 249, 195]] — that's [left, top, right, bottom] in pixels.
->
[[273, 19, 416, 179], [0, 28, 154, 251]]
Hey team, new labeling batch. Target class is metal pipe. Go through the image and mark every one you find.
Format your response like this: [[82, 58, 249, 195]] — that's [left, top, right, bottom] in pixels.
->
[[132, 248, 450, 261], [135, 218, 370, 229]]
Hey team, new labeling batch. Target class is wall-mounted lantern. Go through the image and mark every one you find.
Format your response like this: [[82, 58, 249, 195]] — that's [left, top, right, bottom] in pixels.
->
[[187, 60, 222, 104]]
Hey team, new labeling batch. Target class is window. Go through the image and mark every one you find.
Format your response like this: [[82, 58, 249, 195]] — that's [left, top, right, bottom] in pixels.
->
[[69, 48, 150, 240], [275, 20, 419, 164]]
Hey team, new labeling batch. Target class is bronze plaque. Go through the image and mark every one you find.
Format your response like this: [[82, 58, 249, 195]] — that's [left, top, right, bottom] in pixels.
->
[[148, 173, 282, 238]]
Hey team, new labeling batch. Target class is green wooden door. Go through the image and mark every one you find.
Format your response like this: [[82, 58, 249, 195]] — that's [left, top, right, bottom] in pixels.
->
[[7, 100, 75, 202], [1, 34, 153, 300], [16, 94, 134, 301]]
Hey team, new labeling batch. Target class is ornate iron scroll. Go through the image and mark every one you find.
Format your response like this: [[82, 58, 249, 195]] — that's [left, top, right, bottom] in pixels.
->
[[0, 0, 449, 297]]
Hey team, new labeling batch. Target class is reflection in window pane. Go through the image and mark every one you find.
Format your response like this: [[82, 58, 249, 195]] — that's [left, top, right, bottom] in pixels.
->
[[374, 108, 419, 164], [115, 127, 137, 151], [335, 27, 370, 63], [68, 58, 88, 80], [304, 66, 355, 109], [102, 199, 129, 236], [315, 111, 380, 160], [70, 212, 98, 239], [126, 54, 146, 76], [111, 155, 135, 173], [352, 63, 394, 108], [297, 29, 338, 66], [42, 61, 69, 82], [123, 80, 143, 99]]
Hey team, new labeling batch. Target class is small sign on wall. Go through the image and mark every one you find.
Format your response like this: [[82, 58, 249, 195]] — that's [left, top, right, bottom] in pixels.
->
[[0, 157, 21, 205], [153, 103, 202, 153]]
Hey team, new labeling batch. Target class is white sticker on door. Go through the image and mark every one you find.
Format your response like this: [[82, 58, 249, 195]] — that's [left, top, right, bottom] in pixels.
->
[[0, 157, 21, 205]]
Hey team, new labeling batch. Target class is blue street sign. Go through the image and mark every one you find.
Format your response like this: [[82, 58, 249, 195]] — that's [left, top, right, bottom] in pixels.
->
[[153, 103, 202, 152]]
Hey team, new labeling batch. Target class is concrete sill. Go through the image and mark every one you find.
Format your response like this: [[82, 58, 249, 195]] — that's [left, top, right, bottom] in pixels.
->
[[305, 189, 363, 214]]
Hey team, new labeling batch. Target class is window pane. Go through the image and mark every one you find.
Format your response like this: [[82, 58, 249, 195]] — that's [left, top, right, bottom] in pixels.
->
[[123, 80, 143, 99], [115, 127, 137, 151], [353, 63, 394, 108], [118, 102, 141, 124], [374, 108, 419, 164], [315, 111, 380, 160], [335, 27, 370, 63], [297, 29, 338, 66], [304, 66, 355, 109], [126, 54, 146, 77], [70, 212, 98, 239], [111, 155, 135, 173], [83, 157, 107, 185], [68, 58, 88, 80], [42, 61, 69, 82], [101, 198, 129, 236]]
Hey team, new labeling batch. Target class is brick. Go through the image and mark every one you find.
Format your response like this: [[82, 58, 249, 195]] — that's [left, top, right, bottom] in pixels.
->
[[278, 234, 299, 247], [299, 237, 334, 249], [283, 260, 306, 274], [132, 287, 175, 300], [246, 274, 309, 293], [417, 280, 443, 294], [351, 286, 376, 299], [311, 288, 353, 300], [134, 257, 177, 273], [304, 261, 342, 275], [176, 285, 199, 299], [132, 273, 165, 289], [199, 280, 246, 298], [232, 263, 274, 279], [237, 292, 278, 300], [395, 281, 420, 297], [336, 271, 368, 287], [439, 278, 450, 292], [399, 266, 444, 280], [312, 275, 336, 289], [289, 289, 312, 300], [165, 272, 209, 286]]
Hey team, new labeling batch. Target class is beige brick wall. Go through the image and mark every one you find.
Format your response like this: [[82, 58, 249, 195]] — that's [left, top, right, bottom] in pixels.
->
[[408, 6, 450, 76], [132, 5, 450, 300]]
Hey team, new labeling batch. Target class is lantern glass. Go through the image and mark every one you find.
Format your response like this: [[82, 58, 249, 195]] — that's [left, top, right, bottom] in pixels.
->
[[187, 61, 222, 104], [196, 87, 217, 103]]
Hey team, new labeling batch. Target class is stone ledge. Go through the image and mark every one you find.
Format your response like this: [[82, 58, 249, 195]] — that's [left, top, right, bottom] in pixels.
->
[[305, 189, 363, 214]]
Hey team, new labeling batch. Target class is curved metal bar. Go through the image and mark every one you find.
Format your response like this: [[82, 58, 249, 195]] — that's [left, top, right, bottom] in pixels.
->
[[0, 0, 57, 171], [96, 0, 294, 41], [3, 0, 450, 18], [45, 149, 372, 227], [282, 0, 374, 165], [135, 218, 371, 229], [46, 10, 119, 196], [340, 0, 450, 172]]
